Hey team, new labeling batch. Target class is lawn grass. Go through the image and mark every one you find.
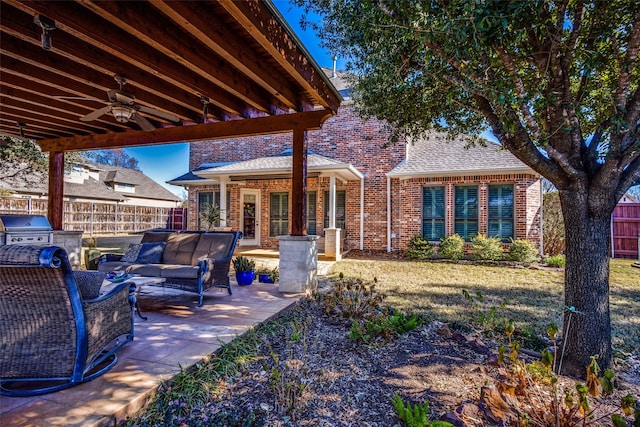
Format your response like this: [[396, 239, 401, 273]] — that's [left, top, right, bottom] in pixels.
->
[[328, 258, 640, 354]]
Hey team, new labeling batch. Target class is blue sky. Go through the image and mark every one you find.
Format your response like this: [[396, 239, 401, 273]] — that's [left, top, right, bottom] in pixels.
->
[[126, 1, 334, 197]]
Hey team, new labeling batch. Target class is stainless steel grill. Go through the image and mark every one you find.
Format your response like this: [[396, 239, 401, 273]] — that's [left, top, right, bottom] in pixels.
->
[[0, 214, 54, 246]]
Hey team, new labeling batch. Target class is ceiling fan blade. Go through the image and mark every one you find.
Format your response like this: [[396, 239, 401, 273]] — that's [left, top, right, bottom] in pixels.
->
[[113, 92, 135, 105], [132, 113, 155, 131], [138, 105, 180, 123], [80, 106, 112, 122]]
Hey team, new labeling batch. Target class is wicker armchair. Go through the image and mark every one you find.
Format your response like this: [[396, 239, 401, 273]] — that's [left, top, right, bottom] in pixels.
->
[[0, 245, 134, 396]]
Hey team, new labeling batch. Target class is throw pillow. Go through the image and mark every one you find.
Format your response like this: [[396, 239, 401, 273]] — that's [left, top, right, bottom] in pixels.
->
[[135, 242, 165, 264], [121, 244, 141, 262]]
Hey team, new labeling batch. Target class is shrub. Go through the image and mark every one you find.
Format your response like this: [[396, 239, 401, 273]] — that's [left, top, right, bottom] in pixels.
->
[[471, 234, 504, 261], [545, 254, 565, 268], [508, 239, 539, 263], [438, 234, 465, 260], [405, 235, 434, 260], [318, 277, 386, 319]]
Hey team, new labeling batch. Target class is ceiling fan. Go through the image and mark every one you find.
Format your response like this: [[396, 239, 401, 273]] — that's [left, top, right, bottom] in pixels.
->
[[65, 75, 180, 131]]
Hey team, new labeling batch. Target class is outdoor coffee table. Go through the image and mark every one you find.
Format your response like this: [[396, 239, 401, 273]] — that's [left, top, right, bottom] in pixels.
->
[[101, 275, 166, 320]]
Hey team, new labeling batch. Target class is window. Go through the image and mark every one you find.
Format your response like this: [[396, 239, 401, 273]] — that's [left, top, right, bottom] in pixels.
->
[[307, 191, 317, 235], [454, 186, 478, 240], [422, 186, 445, 241], [270, 192, 289, 236], [197, 191, 229, 230], [488, 184, 514, 240], [323, 190, 346, 230]]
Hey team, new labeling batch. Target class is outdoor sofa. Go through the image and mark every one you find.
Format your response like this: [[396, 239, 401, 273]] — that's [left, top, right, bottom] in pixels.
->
[[98, 230, 242, 306], [0, 245, 134, 396]]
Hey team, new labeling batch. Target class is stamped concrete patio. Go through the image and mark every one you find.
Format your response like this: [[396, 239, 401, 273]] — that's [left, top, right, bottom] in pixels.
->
[[0, 259, 333, 427]]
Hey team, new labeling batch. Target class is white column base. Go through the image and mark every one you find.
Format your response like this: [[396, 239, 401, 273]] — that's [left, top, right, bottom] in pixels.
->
[[53, 230, 83, 268], [324, 228, 342, 261], [276, 235, 319, 293]]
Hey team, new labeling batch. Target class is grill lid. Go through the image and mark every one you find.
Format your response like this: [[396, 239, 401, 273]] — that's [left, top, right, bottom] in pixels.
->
[[0, 214, 53, 232]]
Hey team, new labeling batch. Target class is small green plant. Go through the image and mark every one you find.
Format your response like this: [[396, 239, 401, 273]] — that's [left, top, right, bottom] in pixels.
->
[[232, 256, 255, 272], [545, 254, 566, 267], [508, 238, 539, 263], [318, 277, 387, 319], [438, 234, 465, 260], [391, 393, 455, 427], [269, 266, 279, 282], [471, 234, 504, 261], [462, 289, 507, 335], [268, 316, 312, 421], [406, 235, 434, 260], [349, 310, 424, 343], [199, 202, 221, 231]]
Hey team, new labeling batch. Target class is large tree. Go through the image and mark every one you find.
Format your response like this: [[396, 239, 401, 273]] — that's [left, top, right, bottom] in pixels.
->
[[84, 148, 140, 170], [300, 0, 640, 376]]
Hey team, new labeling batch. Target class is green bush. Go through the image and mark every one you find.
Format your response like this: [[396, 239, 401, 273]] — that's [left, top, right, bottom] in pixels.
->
[[545, 254, 565, 267], [405, 235, 434, 260], [438, 234, 465, 260], [508, 239, 539, 263], [471, 234, 504, 261]]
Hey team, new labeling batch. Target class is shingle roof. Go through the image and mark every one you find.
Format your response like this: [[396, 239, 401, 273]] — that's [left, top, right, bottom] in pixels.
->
[[0, 171, 126, 201], [387, 133, 536, 178], [94, 163, 181, 202], [193, 151, 363, 182]]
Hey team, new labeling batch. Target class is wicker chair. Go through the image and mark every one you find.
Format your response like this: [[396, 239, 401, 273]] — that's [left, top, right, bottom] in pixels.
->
[[0, 245, 134, 396]]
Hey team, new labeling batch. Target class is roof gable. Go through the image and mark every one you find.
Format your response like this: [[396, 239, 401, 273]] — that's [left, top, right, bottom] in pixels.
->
[[388, 133, 536, 178]]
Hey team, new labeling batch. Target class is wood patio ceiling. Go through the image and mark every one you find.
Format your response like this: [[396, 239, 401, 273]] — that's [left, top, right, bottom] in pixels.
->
[[0, 0, 342, 152]]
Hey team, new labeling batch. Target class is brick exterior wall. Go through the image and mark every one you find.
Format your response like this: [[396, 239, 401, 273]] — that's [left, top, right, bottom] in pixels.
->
[[186, 103, 542, 252], [389, 174, 542, 251]]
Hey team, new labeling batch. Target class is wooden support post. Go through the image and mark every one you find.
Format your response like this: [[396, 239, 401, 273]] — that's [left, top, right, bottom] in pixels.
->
[[291, 127, 307, 236], [48, 151, 65, 230]]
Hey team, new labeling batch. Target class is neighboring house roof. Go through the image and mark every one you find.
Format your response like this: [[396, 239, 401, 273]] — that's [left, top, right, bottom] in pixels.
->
[[93, 163, 181, 202], [0, 170, 126, 201], [387, 133, 536, 178], [321, 67, 352, 99], [619, 192, 639, 203], [191, 150, 363, 183], [0, 161, 180, 202]]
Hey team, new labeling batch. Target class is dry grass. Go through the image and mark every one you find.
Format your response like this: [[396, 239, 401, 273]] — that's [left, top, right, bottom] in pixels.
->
[[328, 258, 640, 354]]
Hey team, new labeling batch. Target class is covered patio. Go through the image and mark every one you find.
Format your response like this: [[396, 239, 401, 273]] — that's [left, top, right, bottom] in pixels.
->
[[1, 0, 341, 424]]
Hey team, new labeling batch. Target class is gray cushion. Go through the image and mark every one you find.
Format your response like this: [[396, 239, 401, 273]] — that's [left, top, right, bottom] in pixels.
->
[[141, 231, 173, 243], [126, 263, 164, 277], [158, 264, 200, 279], [121, 244, 141, 262], [163, 234, 200, 265], [135, 242, 165, 263], [191, 233, 234, 265]]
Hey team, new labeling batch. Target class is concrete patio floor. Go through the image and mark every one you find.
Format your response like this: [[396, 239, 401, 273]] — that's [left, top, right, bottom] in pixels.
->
[[0, 259, 334, 427]]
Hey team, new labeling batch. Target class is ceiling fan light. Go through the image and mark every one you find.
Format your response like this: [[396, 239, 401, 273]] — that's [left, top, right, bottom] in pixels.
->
[[111, 105, 133, 123]]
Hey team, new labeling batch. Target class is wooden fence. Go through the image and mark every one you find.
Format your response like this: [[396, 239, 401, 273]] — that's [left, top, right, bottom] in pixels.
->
[[0, 198, 186, 235], [612, 203, 640, 259]]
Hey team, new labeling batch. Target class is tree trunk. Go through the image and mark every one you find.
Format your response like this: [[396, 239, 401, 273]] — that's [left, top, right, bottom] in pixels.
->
[[559, 189, 612, 378]]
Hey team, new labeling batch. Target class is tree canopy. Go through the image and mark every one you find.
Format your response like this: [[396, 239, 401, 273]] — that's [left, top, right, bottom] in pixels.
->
[[300, 0, 640, 375], [84, 149, 140, 170]]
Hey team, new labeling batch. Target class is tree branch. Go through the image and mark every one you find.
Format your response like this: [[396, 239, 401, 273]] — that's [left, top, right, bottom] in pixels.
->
[[615, 156, 640, 202], [496, 48, 542, 140], [561, 0, 585, 70], [615, 7, 640, 106]]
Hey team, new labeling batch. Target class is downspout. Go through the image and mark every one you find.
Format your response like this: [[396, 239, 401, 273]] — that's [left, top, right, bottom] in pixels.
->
[[360, 177, 364, 250], [387, 175, 391, 252]]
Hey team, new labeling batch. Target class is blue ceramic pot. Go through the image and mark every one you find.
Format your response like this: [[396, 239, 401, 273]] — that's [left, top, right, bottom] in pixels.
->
[[235, 270, 255, 286], [258, 273, 274, 283]]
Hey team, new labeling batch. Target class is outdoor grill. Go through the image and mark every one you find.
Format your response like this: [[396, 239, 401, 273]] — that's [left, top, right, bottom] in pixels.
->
[[0, 214, 54, 246]]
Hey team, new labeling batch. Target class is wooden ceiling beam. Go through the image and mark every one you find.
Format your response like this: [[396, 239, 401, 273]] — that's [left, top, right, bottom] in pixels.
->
[[0, 75, 125, 132], [219, 0, 341, 113], [38, 109, 334, 153], [0, 11, 202, 123], [0, 120, 58, 140], [0, 108, 79, 137], [154, 1, 303, 112], [34, 0, 282, 116]]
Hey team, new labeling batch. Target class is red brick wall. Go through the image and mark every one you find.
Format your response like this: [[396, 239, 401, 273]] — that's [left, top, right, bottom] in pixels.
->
[[187, 104, 542, 251], [188, 104, 404, 250], [390, 174, 542, 251]]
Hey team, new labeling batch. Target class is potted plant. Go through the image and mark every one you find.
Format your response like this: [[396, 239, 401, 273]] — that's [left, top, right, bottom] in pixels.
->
[[257, 266, 279, 283], [232, 256, 255, 286], [199, 202, 220, 231]]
